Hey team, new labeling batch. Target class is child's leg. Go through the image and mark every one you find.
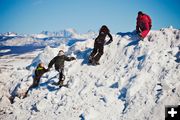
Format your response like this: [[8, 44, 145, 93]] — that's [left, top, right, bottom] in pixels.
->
[[24, 85, 33, 97], [58, 68, 65, 85], [89, 43, 98, 62], [93, 45, 104, 63], [23, 78, 40, 98], [29, 78, 40, 89]]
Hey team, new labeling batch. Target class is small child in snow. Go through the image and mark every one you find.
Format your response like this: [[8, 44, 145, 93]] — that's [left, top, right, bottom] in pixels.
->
[[89, 25, 113, 65], [48, 50, 76, 87], [136, 11, 152, 39], [23, 63, 49, 98]]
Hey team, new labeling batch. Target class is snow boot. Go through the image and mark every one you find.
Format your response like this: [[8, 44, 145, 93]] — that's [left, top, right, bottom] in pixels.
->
[[59, 80, 64, 87], [91, 59, 100, 65], [59, 80, 68, 88], [52, 82, 60, 86], [88, 56, 93, 63]]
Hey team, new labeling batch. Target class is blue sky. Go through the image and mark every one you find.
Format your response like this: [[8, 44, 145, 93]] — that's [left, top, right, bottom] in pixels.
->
[[0, 0, 179, 34]]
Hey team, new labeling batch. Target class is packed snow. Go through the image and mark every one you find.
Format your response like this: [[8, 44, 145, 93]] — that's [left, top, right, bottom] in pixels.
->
[[0, 27, 180, 120]]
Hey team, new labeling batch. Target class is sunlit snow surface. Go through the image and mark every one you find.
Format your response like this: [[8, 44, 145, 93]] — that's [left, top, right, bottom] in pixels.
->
[[0, 28, 179, 120]]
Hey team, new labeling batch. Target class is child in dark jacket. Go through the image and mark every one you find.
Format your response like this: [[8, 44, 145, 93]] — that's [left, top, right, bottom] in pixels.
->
[[48, 50, 76, 86], [23, 63, 49, 98], [89, 25, 113, 65]]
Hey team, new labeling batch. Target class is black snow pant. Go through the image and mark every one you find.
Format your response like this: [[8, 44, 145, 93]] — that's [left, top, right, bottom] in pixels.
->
[[90, 42, 104, 62], [25, 77, 40, 96], [57, 68, 65, 83]]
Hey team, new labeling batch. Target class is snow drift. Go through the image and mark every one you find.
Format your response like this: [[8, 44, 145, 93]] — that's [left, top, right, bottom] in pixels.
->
[[0, 27, 180, 120]]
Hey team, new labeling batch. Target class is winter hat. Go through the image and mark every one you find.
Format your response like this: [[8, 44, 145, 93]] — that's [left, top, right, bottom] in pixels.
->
[[100, 25, 109, 33], [138, 11, 143, 15], [58, 50, 65, 56]]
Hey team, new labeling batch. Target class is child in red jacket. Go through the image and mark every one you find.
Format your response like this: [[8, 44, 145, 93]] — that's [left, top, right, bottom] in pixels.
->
[[136, 11, 152, 39]]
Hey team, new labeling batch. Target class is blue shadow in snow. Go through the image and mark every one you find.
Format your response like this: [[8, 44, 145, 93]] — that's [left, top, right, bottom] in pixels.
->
[[0, 45, 45, 56], [39, 80, 52, 87], [81, 48, 93, 65], [118, 87, 129, 114], [24, 80, 59, 93], [117, 32, 133, 37], [125, 40, 140, 47], [30, 103, 39, 112], [67, 39, 86, 46], [110, 82, 119, 88], [155, 89, 163, 103], [117, 31, 141, 47], [122, 102, 129, 114], [118, 87, 127, 101], [129, 75, 137, 82], [79, 113, 85, 120], [46, 85, 60, 92], [175, 51, 180, 63], [137, 55, 146, 70], [137, 55, 146, 61], [39, 79, 60, 92], [100, 97, 107, 103], [10, 83, 21, 98], [73, 48, 93, 65]]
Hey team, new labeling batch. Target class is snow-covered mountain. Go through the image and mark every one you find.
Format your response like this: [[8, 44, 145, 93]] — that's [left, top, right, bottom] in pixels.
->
[[0, 29, 96, 43], [0, 29, 96, 57], [31, 29, 76, 40], [0, 28, 179, 120]]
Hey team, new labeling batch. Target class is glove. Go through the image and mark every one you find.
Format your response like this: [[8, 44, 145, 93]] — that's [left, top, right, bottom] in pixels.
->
[[106, 40, 112, 45]]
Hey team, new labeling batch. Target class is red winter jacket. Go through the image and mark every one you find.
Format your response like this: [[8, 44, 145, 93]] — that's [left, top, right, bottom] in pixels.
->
[[136, 13, 152, 38]]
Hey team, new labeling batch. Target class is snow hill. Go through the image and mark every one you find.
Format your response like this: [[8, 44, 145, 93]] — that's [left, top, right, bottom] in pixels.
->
[[0, 27, 180, 120]]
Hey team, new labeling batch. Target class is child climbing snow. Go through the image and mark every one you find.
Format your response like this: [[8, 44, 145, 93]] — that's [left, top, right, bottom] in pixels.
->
[[136, 11, 152, 39], [48, 50, 76, 87], [23, 63, 49, 98], [89, 25, 113, 65]]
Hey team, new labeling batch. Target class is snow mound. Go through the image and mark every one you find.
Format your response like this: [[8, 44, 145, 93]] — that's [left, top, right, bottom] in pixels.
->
[[0, 28, 180, 120]]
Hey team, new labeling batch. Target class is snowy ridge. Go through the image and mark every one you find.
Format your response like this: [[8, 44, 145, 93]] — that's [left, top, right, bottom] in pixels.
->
[[0, 28, 180, 120]]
